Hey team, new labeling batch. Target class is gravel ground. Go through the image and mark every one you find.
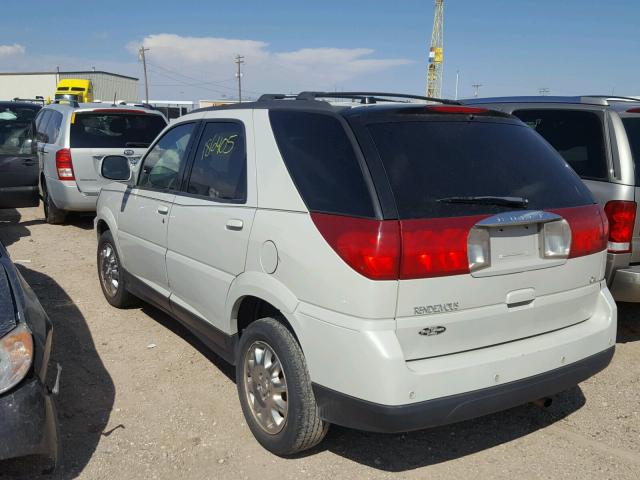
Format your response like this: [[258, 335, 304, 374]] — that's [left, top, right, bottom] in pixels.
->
[[0, 205, 639, 480]]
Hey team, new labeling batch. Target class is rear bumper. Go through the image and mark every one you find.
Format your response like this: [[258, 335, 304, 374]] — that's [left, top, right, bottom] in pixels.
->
[[609, 264, 640, 302], [0, 377, 59, 464], [46, 177, 97, 212], [313, 346, 614, 433]]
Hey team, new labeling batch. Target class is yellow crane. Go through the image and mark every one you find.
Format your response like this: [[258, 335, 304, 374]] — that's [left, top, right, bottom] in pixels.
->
[[426, 0, 444, 98]]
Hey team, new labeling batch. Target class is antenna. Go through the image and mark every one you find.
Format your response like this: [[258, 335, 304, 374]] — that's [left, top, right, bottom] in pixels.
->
[[112, 92, 117, 106]]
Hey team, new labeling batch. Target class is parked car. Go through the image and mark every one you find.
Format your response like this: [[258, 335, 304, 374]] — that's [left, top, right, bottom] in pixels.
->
[[0, 213, 59, 467], [463, 96, 640, 302], [95, 92, 616, 455], [35, 102, 167, 224], [0, 101, 41, 208]]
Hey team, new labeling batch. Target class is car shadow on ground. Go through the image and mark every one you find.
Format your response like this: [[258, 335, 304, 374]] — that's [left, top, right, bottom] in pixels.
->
[[615, 302, 640, 343], [0, 266, 115, 479], [134, 299, 590, 473]]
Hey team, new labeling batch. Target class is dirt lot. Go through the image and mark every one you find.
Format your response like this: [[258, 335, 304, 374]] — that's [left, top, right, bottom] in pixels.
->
[[0, 205, 639, 480]]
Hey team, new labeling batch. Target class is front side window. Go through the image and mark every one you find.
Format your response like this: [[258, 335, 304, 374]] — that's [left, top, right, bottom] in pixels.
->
[[513, 109, 608, 180], [0, 104, 39, 154], [138, 122, 195, 191], [187, 122, 246, 202]]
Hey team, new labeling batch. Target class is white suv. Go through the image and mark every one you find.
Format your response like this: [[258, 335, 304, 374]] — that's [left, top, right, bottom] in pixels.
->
[[94, 92, 617, 455]]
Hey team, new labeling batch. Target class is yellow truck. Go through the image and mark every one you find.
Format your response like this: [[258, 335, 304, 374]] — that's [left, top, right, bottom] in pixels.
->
[[54, 79, 94, 103]]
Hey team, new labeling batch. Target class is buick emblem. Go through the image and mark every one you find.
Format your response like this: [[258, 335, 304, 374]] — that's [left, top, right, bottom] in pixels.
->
[[124, 149, 134, 156], [419, 326, 447, 336]]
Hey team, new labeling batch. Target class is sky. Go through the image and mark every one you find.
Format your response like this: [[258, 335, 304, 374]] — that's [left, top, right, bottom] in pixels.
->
[[1, 0, 638, 102]]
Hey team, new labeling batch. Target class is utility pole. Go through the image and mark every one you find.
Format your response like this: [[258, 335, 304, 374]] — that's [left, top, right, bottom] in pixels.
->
[[235, 55, 245, 103], [139, 46, 150, 104], [472, 83, 483, 98], [538, 87, 550, 96], [455, 70, 460, 100]]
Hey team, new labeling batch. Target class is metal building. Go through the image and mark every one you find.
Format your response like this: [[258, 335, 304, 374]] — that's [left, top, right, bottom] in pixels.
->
[[0, 70, 139, 102]]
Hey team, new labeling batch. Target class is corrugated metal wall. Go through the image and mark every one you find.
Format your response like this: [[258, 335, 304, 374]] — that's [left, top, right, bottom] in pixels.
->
[[59, 72, 139, 102]]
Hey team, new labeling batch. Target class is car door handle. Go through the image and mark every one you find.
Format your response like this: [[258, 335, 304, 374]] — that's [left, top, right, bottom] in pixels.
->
[[157, 205, 170, 215], [226, 219, 244, 231]]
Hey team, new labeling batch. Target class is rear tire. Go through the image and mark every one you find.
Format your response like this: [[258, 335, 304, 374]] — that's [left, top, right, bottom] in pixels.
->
[[237, 317, 328, 455], [42, 181, 66, 225], [97, 230, 135, 308]]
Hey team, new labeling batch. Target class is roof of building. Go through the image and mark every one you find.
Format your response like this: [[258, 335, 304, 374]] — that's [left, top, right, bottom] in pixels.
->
[[0, 70, 138, 81]]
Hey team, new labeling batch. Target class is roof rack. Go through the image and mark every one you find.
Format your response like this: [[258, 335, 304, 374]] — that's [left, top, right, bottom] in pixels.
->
[[258, 91, 461, 105], [582, 95, 640, 103]]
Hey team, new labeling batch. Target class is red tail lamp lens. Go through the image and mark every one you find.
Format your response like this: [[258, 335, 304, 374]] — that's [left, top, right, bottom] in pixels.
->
[[603, 200, 636, 253], [552, 204, 608, 258]]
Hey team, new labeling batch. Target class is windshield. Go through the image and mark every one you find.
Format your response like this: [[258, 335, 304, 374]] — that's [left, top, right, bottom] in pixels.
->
[[70, 112, 166, 149], [0, 104, 38, 155], [366, 120, 594, 219], [55, 93, 80, 102], [622, 118, 640, 185]]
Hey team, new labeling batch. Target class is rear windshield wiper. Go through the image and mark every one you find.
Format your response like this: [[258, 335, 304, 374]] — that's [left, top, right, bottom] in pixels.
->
[[436, 196, 529, 208], [125, 141, 150, 148]]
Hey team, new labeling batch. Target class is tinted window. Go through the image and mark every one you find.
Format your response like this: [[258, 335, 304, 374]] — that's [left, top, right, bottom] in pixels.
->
[[35, 110, 52, 143], [269, 110, 374, 217], [622, 118, 640, 185], [0, 104, 39, 154], [70, 112, 166, 148], [513, 109, 607, 180], [367, 120, 593, 219], [187, 122, 246, 202], [44, 111, 63, 144], [138, 122, 195, 191]]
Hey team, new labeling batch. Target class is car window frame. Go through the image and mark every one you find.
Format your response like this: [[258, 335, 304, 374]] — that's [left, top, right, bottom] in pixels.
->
[[135, 120, 201, 194], [178, 119, 249, 205], [512, 107, 611, 183]]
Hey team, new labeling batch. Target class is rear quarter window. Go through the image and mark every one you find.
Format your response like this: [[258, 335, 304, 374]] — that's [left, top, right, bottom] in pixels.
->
[[622, 118, 640, 185], [513, 109, 608, 180], [70, 112, 166, 149], [366, 119, 594, 219], [269, 110, 375, 218]]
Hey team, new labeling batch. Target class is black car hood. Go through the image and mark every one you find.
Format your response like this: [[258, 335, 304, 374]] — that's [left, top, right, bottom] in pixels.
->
[[0, 245, 17, 337]]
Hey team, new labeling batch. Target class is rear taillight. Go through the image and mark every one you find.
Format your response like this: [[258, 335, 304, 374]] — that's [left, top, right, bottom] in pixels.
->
[[400, 216, 485, 279], [626, 108, 640, 113], [310, 213, 400, 280], [603, 200, 636, 253], [552, 204, 608, 258], [56, 148, 75, 180]]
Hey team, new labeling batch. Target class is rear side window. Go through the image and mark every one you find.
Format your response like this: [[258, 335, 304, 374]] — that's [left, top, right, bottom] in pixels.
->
[[622, 118, 640, 185], [513, 109, 608, 180], [44, 111, 63, 144], [35, 110, 52, 142], [367, 120, 593, 219], [187, 122, 247, 202], [70, 112, 166, 148], [269, 110, 374, 217]]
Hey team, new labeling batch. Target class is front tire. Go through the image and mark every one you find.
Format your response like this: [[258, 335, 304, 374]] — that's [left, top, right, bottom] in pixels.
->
[[42, 181, 66, 225], [97, 230, 135, 308], [237, 317, 328, 455]]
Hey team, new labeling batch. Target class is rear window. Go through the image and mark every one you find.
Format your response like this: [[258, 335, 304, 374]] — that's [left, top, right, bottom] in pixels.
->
[[622, 118, 640, 185], [70, 112, 166, 148], [367, 120, 594, 219], [269, 110, 375, 217], [513, 109, 608, 180]]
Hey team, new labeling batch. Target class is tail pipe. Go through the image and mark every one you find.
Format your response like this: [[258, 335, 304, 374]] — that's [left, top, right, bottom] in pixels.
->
[[531, 397, 553, 408]]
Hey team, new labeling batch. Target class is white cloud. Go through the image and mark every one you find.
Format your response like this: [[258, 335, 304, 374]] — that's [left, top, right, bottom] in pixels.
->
[[0, 44, 26, 57], [128, 34, 412, 99]]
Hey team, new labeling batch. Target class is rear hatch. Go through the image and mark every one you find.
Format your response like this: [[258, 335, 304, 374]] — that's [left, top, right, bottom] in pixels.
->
[[352, 107, 608, 360], [69, 109, 166, 194]]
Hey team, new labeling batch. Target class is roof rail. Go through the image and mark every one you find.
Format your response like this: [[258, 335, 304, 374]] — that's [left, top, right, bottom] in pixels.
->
[[296, 91, 461, 105], [257, 91, 460, 105], [583, 95, 640, 103]]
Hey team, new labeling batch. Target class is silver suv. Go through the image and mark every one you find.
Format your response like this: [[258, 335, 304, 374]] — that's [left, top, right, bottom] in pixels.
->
[[95, 92, 616, 455], [465, 96, 640, 302], [35, 102, 166, 224]]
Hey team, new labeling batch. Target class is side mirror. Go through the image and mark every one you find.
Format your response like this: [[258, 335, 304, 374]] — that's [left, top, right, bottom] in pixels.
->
[[101, 155, 131, 181]]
